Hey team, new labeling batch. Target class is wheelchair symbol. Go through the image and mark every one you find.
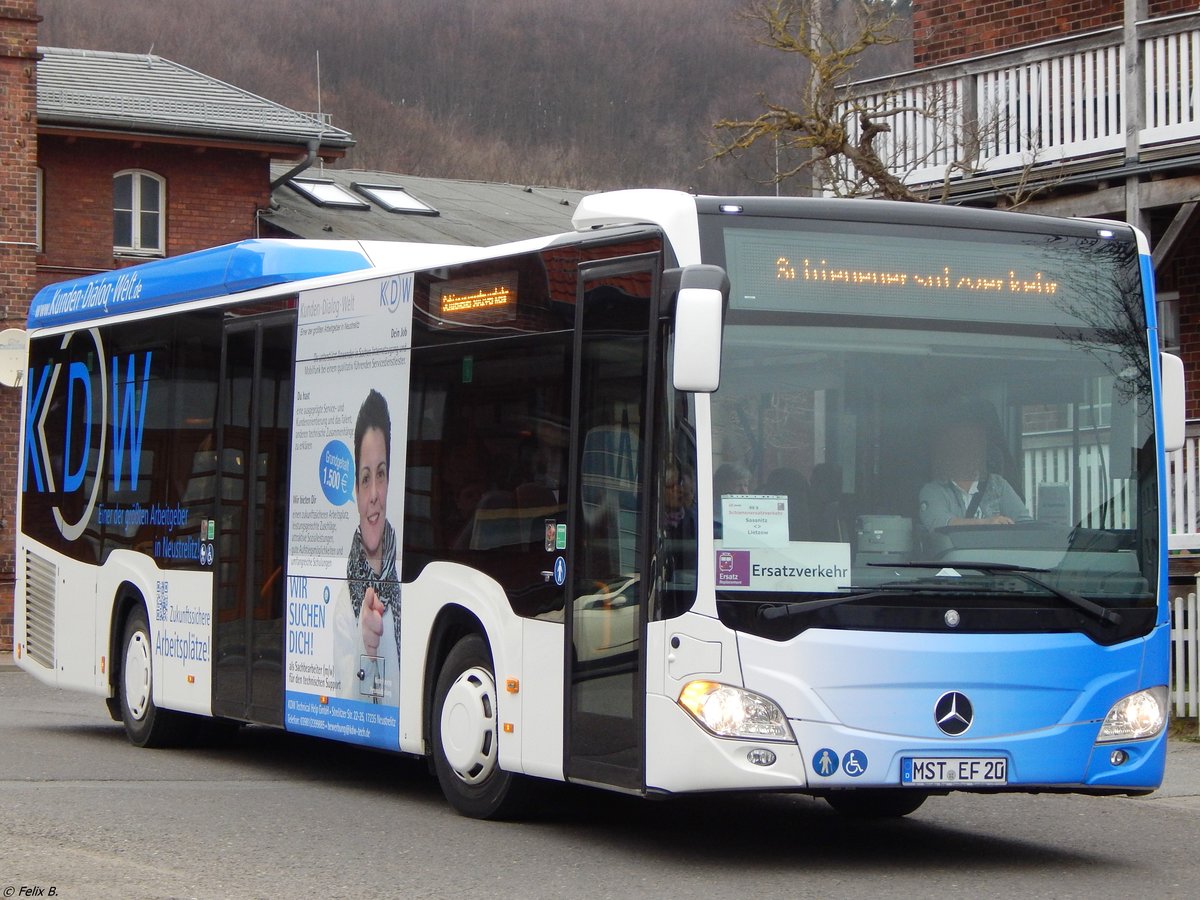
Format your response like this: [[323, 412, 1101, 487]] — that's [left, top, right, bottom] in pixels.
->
[[842, 749, 868, 777]]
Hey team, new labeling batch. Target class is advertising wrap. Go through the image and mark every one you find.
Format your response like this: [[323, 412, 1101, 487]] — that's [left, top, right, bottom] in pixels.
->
[[284, 274, 413, 749]]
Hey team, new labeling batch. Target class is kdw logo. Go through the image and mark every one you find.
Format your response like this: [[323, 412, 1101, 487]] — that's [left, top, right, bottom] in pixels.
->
[[24, 327, 153, 542]]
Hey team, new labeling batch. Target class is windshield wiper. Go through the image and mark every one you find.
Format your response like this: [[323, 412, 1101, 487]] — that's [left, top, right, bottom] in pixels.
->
[[756, 581, 979, 620], [870, 561, 1122, 627]]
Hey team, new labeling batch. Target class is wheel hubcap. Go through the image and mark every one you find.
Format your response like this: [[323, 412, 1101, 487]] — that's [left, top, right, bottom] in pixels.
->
[[440, 666, 498, 785], [124, 630, 151, 721]]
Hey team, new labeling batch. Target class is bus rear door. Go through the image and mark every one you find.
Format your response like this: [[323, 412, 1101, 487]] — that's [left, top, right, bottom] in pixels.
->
[[212, 310, 295, 725]]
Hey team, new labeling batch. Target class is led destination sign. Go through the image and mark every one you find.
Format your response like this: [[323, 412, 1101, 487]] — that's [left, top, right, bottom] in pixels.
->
[[432, 272, 518, 324], [775, 257, 1059, 296], [442, 285, 513, 313], [723, 224, 1136, 328]]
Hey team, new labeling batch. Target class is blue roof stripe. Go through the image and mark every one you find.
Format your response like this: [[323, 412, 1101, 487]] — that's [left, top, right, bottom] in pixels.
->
[[28, 240, 374, 329]]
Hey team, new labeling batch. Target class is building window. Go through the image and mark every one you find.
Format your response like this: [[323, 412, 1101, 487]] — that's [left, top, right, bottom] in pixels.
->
[[114, 170, 166, 256]]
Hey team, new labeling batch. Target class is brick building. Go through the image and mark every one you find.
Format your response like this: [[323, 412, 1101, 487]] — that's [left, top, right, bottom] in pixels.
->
[[911, 0, 1194, 66], [0, 25, 354, 651], [848, 1, 1200, 410], [34, 46, 354, 288], [0, 1, 40, 653]]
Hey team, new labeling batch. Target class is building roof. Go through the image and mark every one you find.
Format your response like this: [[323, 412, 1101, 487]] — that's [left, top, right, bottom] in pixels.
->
[[262, 165, 591, 245], [36, 46, 353, 153]]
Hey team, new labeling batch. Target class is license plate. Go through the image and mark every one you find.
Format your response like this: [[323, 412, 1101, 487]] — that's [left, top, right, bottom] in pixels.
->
[[901, 757, 1008, 785]]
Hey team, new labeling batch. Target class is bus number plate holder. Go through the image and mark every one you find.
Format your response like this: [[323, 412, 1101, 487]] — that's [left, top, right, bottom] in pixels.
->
[[901, 757, 1007, 785]]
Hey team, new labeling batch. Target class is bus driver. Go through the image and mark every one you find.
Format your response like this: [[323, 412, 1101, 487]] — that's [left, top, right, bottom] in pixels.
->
[[918, 416, 1031, 531]]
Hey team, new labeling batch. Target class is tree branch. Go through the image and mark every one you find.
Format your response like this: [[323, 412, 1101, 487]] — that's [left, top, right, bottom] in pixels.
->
[[712, 0, 923, 200]]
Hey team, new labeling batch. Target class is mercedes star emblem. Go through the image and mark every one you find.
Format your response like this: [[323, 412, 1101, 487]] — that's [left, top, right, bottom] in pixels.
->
[[934, 691, 974, 736]]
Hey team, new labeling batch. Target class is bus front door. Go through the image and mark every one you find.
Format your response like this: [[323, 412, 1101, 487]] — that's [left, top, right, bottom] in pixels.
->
[[565, 258, 658, 791], [212, 312, 295, 725]]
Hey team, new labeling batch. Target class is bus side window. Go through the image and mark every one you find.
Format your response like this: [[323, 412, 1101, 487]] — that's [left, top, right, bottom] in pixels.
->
[[653, 386, 698, 621], [404, 338, 570, 618]]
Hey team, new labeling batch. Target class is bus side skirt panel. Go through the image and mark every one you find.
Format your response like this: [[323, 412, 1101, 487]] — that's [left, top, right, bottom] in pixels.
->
[[518, 616, 565, 781], [96, 550, 215, 718], [400, 561, 557, 778]]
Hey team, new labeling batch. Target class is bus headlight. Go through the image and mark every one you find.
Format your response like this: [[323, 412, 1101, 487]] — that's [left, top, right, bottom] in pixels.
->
[[677, 681, 793, 742], [1096, 687, 1168, 743]]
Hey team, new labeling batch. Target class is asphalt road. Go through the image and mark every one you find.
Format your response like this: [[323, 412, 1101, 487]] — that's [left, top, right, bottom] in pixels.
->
[[1, 665, 1198, 900]]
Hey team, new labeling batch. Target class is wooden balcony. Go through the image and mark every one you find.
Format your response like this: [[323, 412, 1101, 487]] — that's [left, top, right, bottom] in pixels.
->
[[1013, 417, 1200, 556], [1169, 420, 1200, 550], [842, 10, 1200, 200]]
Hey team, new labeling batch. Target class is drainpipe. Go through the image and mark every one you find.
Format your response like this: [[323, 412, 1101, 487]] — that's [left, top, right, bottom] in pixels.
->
[[270, 138, 321, 191]]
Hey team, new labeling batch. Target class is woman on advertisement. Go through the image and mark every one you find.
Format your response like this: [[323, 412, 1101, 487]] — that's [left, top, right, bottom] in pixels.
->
[[338, 388, 401, 703]]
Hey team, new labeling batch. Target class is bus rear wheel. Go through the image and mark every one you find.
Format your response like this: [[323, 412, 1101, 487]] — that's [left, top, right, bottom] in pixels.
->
[[118, 605, 188, 748], [432, 634, 531, 819], [824, 790, 928, 818]]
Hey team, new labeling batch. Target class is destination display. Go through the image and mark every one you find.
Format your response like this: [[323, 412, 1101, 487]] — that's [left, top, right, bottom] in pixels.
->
[[723, 224, 1138, 328], [431, 272, 517, 324]]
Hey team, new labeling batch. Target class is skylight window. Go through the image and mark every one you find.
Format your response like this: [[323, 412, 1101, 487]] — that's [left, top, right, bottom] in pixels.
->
[[354, 183, 440, 216], [289, 179, 369, 209]]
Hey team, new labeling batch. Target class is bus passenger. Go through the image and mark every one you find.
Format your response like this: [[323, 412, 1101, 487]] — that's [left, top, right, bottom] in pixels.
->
[[713, 462, 750, 521], [664, 464, 697, 541], [763, 466, 810, 541]]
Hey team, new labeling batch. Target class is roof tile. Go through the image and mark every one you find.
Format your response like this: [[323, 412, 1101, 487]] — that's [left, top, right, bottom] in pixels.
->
[[37, 46, 353, 149]]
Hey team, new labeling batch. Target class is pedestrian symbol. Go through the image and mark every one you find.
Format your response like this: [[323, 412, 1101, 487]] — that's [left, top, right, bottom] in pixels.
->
[[812, 748, 839, 777], [842, 749, 868, 777]]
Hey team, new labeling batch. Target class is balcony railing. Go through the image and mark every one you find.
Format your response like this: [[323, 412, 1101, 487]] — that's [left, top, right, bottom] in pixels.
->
[[842, 10, 1200, 189], [1021, 435, 1133, 531], [1168, 420, 1200, 550], [1011, 421, 1196, 549]]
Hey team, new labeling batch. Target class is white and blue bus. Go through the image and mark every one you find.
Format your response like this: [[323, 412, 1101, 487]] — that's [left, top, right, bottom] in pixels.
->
[[12, 190, 1186, 818]]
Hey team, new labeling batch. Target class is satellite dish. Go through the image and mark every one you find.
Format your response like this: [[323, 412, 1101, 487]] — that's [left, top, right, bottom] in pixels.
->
[[0, 328, 28, 388]]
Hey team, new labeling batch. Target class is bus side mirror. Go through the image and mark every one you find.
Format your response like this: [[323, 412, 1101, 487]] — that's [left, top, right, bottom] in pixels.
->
[[672, 265, 729, 393], [1161, 351, 1186, 452]]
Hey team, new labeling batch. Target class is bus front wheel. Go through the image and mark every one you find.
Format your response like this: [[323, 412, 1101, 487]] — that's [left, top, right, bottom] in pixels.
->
[[118, 605, 188, 748], [432, 634, 531, 819]]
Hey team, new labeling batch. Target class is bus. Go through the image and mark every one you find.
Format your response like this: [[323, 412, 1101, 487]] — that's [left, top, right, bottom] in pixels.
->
[[12, 190, 1186, 819]]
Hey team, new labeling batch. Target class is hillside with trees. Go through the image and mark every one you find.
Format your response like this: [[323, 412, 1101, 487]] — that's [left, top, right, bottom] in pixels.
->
[[39, 0, 910, 192]]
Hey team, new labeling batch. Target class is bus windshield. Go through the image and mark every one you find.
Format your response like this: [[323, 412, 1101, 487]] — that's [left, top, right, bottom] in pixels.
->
[[704, 212, 1157, 643]]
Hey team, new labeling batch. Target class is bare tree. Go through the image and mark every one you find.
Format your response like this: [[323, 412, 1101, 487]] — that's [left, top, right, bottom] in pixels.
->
[[712, 0, 922, 199], [40, 0, 791, 193], [712, 0, 1067, 206]]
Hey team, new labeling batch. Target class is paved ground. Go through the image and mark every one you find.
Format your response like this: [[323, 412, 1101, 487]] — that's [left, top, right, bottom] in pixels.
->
[[1148, 725, 1200, 812], [2, 658, 1196, 799], [2, 662, 1199, 899]]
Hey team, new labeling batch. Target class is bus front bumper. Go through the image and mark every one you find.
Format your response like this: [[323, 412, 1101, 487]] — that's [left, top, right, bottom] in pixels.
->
[[644, 692, 1167, 796]]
